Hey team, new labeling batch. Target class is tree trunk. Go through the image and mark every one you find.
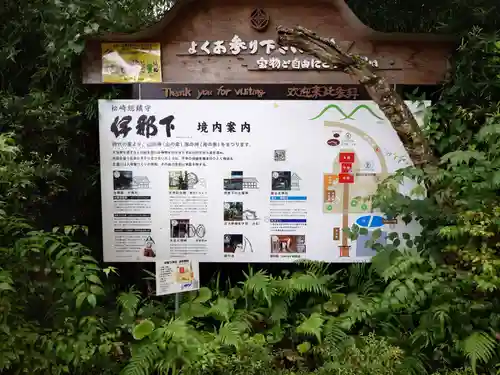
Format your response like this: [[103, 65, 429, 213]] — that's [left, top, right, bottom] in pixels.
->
[[276, 25, 436, 167]]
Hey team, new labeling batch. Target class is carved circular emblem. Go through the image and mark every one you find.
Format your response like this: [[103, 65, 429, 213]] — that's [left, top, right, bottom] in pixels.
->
[[250, 8, 270, 32]]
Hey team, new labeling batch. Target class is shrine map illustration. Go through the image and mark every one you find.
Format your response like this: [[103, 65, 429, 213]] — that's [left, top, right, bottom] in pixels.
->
[[312, 102, 426, 258]]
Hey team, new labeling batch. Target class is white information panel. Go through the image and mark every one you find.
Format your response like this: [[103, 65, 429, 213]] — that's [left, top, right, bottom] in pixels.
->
[[99, 99, 427, 263], [155, 259, 200, 296]]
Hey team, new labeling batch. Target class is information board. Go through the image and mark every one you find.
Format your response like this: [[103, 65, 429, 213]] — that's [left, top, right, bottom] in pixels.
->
[[155, 259, 200, 296], [99, 99, 427, 262]]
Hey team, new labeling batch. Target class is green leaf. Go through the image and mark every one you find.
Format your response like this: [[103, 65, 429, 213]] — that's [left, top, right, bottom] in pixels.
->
[[0, 282, 14, 292], [81, 255, 98, 263], [86, 274, 102, 285], [476, 122, 500, 141], [297, 341, 311, 354], [297, 313, 324, 343], [323, 300, 339, 313], [90, 284, 105, 296], [194, 287, 212, 303], [492, 171, 500, 186], [252, 333, 266, 345], [103, 266, 118, 277], [68, 41, 84, 54], [132, 319, 156, 340], [76, 292, 88, 308], [87, 294, 97, 308], [441, 150, 486, 165], [47, 241, 61, 256], [461, 332, 496, 373]]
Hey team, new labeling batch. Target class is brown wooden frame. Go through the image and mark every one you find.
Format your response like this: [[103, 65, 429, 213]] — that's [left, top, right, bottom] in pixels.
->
[[82, 0, 456, 85]]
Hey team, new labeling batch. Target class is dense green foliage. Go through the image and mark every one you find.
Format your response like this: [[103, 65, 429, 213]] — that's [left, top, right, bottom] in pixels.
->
[[348, 0, 500, 33], [1, 0, 500, 374]]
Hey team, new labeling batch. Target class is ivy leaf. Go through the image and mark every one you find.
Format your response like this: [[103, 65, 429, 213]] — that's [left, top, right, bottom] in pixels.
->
[[132, 319, 156, 340], [67, 40, 84, 54]]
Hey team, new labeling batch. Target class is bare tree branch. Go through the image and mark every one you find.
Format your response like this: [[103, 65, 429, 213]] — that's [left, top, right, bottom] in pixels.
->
[[276, 25, 437, 166]]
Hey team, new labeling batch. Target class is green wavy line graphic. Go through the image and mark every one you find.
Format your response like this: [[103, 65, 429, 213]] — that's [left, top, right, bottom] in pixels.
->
[[309, 104, 350, 120], [309, 104, 384, 121], [348, 104, 384, 120]]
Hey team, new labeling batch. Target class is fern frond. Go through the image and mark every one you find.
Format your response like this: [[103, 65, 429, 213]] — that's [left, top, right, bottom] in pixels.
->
[[284, 272, 331, 297], [295, 259, 330, 276], [323, 317, 348, 348], [347, 263, 370, 288], [397, 353, 429, 375], [117, 288, 141, 316], [268, 296, 289, 322], [343, 293, 379, 323], [297, 312, 325, 343], [381, 250, 427, 281], [208, 297, 235, 322], [160, 318, 192, 341], [241, 269, 276, 306], [231, 308, 259, 331], [461, 331, 496, 372], [121, 343, 161, 375], [217, 321, 246, 348]]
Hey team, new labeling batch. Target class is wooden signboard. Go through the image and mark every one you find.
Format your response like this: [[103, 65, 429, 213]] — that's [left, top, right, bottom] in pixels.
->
[[81, 0, 455, 85]]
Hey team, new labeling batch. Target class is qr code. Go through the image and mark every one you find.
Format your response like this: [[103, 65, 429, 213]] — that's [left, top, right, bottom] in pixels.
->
[[274, 149, 286, 161]]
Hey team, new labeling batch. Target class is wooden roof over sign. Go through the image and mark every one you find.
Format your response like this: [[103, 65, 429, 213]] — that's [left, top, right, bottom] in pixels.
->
[[82, 0, 456, 85]]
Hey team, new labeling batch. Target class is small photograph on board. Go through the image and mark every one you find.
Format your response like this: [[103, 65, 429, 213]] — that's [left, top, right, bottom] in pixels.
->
[[169, 171, 190, 190], [170, 219, 190, 238], [224, 171, 244, 191], [143, 235, 156, 258], [224, 202, 243, 221], [274, 149, 287, 162], [224, 234, 244, 253], [270, 235, 306, 254], [271, 171, 292, 191], [113, 170, 133, 190]]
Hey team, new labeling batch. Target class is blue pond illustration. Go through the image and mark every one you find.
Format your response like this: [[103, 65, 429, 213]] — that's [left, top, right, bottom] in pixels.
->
[[355, 215, 384, 228]]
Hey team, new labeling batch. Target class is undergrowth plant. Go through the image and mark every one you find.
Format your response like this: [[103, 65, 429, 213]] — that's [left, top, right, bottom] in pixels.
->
[[0, 133, 123, 374], [361, 29, 500, 374]]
